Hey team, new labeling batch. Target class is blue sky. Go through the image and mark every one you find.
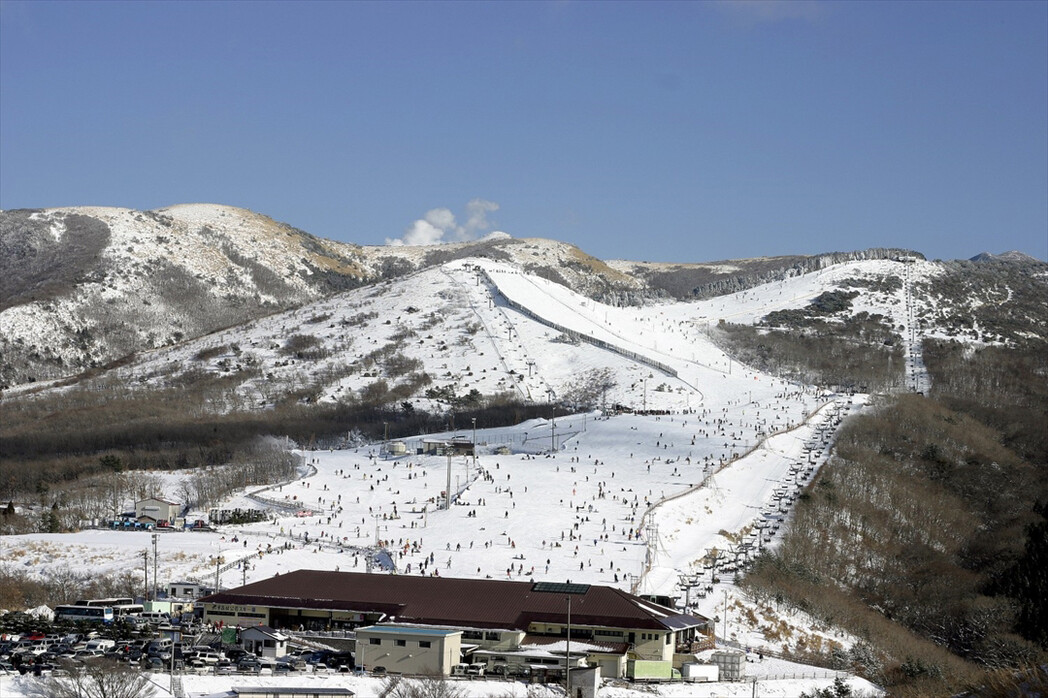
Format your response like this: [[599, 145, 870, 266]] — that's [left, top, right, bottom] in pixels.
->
[[2, 1, 1045, 262]]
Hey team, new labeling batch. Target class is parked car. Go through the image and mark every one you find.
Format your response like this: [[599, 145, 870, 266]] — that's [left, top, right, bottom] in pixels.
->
[[237, 656, 276, 672], [224, 648, 248, 662], [141, 656, 166, 670], [237, 656, 262, 672], [325, 652, 353, 671], [73, 649, 105, 660], [278, 656, 305, 668], [189, 650, 223, 666]]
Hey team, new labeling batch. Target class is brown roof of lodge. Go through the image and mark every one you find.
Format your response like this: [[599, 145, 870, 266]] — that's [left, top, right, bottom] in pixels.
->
[[200, 570, 707, 633]]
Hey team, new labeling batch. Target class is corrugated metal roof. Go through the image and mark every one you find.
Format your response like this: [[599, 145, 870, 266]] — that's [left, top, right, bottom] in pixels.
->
[[200, 570, 708, 633]]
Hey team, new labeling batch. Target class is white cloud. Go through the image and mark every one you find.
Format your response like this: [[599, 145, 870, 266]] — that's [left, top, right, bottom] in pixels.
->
[[386, 199, 506, 246], [424, 207, 457, 232]]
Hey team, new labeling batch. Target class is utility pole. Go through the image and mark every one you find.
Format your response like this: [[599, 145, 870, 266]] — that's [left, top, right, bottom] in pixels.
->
[[445, 454, 452, 510], [565, 596, 571, 696], [472, 418, 477, 468], [722, 590, 729, 642], [142, 550, 149, 602], [152, 533, 159, 603]]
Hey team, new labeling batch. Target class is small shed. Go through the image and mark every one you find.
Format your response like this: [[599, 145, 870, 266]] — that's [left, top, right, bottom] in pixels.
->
[[240, 625, 289, 658], [168, 581, 214, 599], [568, 666, 601, 698]]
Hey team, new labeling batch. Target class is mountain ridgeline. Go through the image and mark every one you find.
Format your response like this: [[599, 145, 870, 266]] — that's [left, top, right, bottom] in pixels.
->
[[3, 203, 1040, 390]]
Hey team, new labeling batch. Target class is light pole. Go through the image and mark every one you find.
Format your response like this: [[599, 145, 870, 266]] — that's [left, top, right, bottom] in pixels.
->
[[565, 596, 571, 696], [722, 590, 728, 642], [214, 555, 223, 592], [472, 418, 477, 467], [547, 389, 556, 453], [142, 550, 149, 602], [152, 533, 159, 603], [445, 454, 452, 511]]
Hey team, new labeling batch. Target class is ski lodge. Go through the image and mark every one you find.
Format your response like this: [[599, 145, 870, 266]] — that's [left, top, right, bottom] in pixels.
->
[[197, 570, 711, 678]]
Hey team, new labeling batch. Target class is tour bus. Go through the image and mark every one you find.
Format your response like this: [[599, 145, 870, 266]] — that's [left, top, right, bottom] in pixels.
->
[[77, 597, 133, 607], [53, 605, 115, 624], [113, 603, 145, 619], [76, 598, 143, 620]]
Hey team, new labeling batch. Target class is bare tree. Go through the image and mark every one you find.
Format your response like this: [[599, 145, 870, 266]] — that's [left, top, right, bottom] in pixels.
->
[[381, 675, 466, 698], [561, 367, 617, 411], [26, 658, 156, 698]]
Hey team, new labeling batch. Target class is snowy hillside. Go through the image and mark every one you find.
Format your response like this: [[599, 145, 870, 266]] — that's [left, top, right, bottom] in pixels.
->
[[9, 201, 1028, 393], [0, 205, 657, 390], [6, 253, 961, 413], [0, 204, 369, 387]]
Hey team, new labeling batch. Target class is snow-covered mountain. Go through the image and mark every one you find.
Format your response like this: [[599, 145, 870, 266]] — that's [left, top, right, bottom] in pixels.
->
[[0, 205, 647, 388], [7, 247, 1042, 417], [2, 203, 1045, 394]]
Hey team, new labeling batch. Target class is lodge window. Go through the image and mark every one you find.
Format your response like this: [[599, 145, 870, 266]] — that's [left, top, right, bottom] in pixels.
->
[[418, 641, 431, 648], [485, 632, 499, 641], [369, 638, 381, 645], [395, 640, 406, 647]]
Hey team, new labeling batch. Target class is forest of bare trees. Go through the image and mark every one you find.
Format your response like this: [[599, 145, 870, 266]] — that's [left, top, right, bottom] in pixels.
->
[[742, 339, 1048, 696]]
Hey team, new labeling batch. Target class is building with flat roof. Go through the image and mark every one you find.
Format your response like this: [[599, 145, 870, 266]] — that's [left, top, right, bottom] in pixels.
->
[[355, 625, 461, 676], [198, 570, 710, 677], [233, 689, 353, 698]]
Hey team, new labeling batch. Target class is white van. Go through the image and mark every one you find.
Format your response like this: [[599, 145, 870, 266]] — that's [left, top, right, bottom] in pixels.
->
[[140, 612, 170, 625], [147, 638, 173, 656], [85, 638, 114, 652]]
